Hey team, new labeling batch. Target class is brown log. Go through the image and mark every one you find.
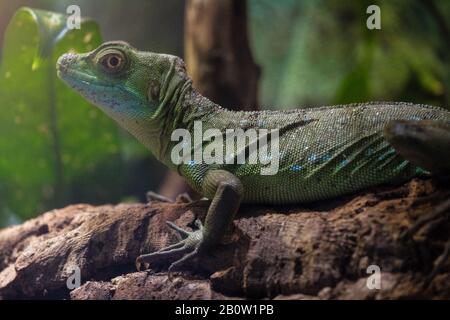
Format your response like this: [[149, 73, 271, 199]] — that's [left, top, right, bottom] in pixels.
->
[[1, 179, 449, 299]]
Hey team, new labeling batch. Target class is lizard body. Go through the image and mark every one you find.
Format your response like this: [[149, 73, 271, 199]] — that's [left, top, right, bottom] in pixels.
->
[[56, 41, 450, 271], [177, 97, 445, 204]]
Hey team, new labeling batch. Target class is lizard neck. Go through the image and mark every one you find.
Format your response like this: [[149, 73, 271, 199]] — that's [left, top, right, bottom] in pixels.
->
[[145, 82, 223, 169]]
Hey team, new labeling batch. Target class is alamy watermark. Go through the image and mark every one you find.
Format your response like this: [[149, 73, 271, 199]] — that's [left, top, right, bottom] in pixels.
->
[[66, 5, 81, 30], [366, 5, 381, 30], [66, 265, 81, 290], [366, 264, 381, 290], [170, 121, 280, 175]]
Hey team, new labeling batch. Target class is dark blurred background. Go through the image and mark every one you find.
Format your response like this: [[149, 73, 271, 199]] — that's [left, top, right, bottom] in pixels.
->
[[0, 0, 185, 54], [0, 0, 448, 226]]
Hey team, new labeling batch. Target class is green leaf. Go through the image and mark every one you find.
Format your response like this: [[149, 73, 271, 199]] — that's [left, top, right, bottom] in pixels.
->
[[0, 7, 124, 225]]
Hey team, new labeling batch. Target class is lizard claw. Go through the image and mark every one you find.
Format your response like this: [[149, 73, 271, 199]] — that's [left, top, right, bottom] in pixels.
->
[[135, 219, 205, 274]]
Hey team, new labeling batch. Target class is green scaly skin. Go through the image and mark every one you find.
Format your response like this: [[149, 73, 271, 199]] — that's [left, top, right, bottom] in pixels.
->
[[56, 41, 450, 273]]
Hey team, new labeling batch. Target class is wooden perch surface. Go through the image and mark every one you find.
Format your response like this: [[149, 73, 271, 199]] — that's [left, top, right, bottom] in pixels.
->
[[0, 179, 449, 299]]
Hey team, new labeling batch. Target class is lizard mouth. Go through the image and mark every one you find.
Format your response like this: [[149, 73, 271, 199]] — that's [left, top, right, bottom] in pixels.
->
[[58, 68, 99, 87], [57, 65, 99, 86], [56, 53, 102, 87]]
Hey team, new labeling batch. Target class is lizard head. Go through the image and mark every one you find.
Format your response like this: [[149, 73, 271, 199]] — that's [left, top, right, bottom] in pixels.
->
[[56, 41, 190, 127]]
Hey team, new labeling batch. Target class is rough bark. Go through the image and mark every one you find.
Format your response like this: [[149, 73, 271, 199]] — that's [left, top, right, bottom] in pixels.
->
[[0, 178, 449, 299]]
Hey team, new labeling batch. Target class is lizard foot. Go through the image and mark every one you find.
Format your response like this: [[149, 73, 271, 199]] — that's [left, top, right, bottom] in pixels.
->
[[400, 198, 450, 289], [135, 219, 205, 277]]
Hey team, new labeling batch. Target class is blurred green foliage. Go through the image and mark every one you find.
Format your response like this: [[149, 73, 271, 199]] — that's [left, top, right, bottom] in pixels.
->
[[0, 7, 167, 227], [0, 8, 123, 225], [0, 2, 180, 227], [249, 0, 450, 109]]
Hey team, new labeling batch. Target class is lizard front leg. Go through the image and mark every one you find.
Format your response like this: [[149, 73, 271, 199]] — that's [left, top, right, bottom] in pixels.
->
[[136, 169, 243, 274]]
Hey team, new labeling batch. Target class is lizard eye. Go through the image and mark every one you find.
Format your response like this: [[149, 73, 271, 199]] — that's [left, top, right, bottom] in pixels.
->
[[97, 50, 126, 73]]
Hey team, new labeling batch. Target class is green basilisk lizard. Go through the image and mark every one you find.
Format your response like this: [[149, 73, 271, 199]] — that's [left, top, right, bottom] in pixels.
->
[[56, 41, 450, 278]]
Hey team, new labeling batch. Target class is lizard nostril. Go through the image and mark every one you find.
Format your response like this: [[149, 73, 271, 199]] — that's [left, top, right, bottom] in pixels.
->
[[56, 53, 77, 73]]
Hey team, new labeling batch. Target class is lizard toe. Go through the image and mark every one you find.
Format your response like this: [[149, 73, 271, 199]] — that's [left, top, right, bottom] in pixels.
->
[[135, 221, 205, 273]]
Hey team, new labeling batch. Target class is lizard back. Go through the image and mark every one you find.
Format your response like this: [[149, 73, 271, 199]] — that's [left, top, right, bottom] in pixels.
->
[[179, 102, 449, 204]]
